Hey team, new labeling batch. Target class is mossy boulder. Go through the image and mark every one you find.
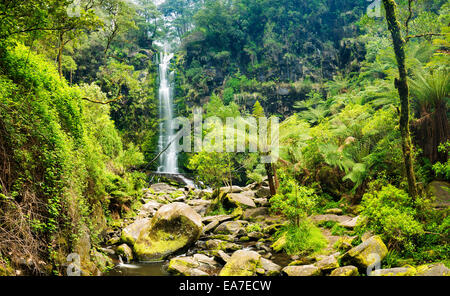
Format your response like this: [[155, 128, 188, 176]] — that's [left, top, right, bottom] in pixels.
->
[[271, 232, 287, 252], [342, 235, 388, 269], [167, 257, 209, 276], [260, 257, 282, 276], [282, 265, 321, 276], [219, 250, 262, 276], [330, 266, 359, 276], [133, 203, 203, 261], [205, 239, 240, 252], [371, 266, 416, 276], [116, 244, 133, 263], [314, 255, 339, 272], [214, 220, 247, 235], [416, 263, 450, 276], [121, 218, 150, 246]]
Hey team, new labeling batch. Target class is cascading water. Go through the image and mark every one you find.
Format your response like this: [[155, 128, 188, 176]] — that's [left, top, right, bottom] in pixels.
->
[[157, 51, 178, 174]]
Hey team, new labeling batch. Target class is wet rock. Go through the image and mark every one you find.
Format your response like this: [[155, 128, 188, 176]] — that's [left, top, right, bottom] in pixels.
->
[[282, 265, 321, 276], [167, 257, 209, 276], [134, 203, 203, 261], [121, 218, 150, 245], [416, 263, 450, 276], [330, 266, 359, 276], [342, 235, 388, 269], [116, 244, 133, 263], [260, 258, 282, 276], [219, 250, 262, 276], [371, 266, 416, 276], [205, 239, 240, 252]]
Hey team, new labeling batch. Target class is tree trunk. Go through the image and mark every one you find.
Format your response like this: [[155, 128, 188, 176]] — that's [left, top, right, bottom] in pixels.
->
[[265, 162, 276, 196], [382, 0, 418, 198], [57, 33, 64, 78]]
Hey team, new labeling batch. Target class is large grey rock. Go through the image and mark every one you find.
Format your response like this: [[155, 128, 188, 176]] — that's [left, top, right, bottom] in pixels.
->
[[228, 193, 256, 208], [214, 220, 247, 235], [260, 258, 282, 276], [243, 207, 269, 220], [150, 183, 177, 193], [186, 199, 213, 216], [121, 218, 150, 245], [371, 266, 416, 276], [167, 257, 209, 276], [219, 250, 262, 276], [133, 202, 203, 261], [416, 263, 449, 276], [282, 265, 321, 276], [314, 255, 339, 271], [339, 216, 360, 229]]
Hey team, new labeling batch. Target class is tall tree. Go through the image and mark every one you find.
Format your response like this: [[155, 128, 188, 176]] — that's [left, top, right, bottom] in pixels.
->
[[382, 0, 418, 198]]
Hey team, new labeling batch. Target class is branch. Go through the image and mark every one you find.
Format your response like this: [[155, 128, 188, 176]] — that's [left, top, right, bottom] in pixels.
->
[[406, 33, 443, 42], [81, 95, 122, 105], [405, 0, 414, 38]]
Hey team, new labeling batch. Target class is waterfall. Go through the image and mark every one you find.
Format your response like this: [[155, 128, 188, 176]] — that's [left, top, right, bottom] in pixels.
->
[[157, 51, 178, 174]]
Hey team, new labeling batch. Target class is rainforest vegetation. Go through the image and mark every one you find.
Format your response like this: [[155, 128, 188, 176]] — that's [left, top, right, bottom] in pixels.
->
[[0, 0, 448, 276]]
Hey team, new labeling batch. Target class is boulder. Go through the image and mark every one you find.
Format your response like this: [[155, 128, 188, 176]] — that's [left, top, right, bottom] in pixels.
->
[[314, 255, 339, 271], [121, 218, 150, 245], [205, 239, 240, 252], [343, 235, 388, 269], [330, 266, 359, 276], [255, 187, 271, 198], [219, 250, 262, 276], [203, 219, 220, 233], [138, 200, 163, 217], [243, 207, 269, 220], [260, 258, 282, 276], [271, 233, 287, 252], [282, 265, 321, 276], [186, 199, 213, 216], [202, 214, 234, 224], [167, 257, 209, 276], [220, 186, 243, 193], [133, 203, 203, 261], [214, 250, 231, 264], [227, 193, 256, 208], [427, 181, 450, 208], [416, 263, 450, 276], [339, 216, 359, 229], [254, 198, 268, 207], [371, 266, 416, 276], [150, 183, 177, 193], [116, 244, 133, 263], [310, 214, 354, 224], [214, 220, 247, 235]]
